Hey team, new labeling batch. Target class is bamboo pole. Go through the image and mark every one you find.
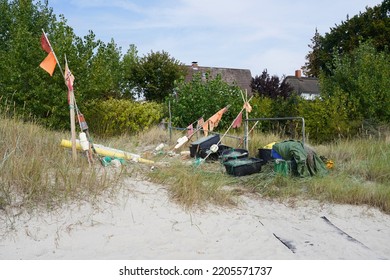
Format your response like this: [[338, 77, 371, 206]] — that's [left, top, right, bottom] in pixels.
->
[[64, 54, 77, 162], [69, 90, 77, 162], [245, 90, 249, 149], [42, 30, 77, 161]]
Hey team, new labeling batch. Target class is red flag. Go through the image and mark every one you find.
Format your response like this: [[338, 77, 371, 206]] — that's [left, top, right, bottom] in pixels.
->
[[65, 61, 75, 91], [40, 33, 51, 53], [186, 123, 194, 137], [232, 111, 243, 128], [64, 60, 75, 105], [39, 51, 57, 76]]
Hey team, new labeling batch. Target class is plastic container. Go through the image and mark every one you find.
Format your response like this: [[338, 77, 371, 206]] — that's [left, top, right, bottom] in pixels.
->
[[189, 134, 220, 158], [219, 148, 249, 163], [258, 148, 272, 163], [271, 148, 283, 159], [199, 144, 232, 161], [223, 158, 263, 176], [274, 159, 296, 176]]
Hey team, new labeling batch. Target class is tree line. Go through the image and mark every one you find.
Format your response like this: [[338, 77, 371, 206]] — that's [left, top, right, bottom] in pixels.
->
[[1, 0, 389, 142]]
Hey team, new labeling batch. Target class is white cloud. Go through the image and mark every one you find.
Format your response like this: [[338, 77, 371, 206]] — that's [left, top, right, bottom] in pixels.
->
[[51, 0, 384, 77]]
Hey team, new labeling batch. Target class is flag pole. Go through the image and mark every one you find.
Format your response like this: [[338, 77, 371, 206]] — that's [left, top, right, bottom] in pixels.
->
[[245, 90, 249, 150], [40, 30, 77, 162], [64, 54, 77, 162]]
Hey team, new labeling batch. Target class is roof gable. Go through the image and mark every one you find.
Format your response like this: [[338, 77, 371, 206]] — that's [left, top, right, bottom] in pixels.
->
[[284, 76, 320, 95], [185, 63, 252, 94]]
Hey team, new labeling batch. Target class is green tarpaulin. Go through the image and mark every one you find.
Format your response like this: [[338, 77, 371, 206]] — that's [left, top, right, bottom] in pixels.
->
[[272, 140, 328, 177]]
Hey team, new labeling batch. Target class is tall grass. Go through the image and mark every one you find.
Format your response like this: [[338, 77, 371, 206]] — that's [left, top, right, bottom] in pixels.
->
[[148, 160, 238, 209], [147, 127, 390, 213], [0, 115, 123, 212], [1, 111, 389, 214]]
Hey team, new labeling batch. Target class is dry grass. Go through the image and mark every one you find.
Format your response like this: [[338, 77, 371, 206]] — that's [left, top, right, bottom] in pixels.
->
[[0, 116, 124, 212], [1, 113, 389, 214], [146, 127, 390, 213]]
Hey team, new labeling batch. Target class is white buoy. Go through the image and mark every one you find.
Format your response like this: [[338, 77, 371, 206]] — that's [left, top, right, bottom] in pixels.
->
[[79, 132, 89, 151], [174, 136, 188, 149]]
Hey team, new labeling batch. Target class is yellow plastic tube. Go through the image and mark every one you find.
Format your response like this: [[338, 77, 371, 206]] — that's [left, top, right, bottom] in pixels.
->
[[60, 139, 154, 164]]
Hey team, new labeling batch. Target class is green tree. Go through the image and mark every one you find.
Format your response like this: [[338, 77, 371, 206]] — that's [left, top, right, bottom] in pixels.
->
[[302, 29, 323, 77], [0, 0, 61, 125], [167, 72, 243, 129], [129, 50, 186, 101], [121, 44, 139, 98], [320, 41, 390, 124], [305, 0, 390, 76], [0, 0, 127, 130]]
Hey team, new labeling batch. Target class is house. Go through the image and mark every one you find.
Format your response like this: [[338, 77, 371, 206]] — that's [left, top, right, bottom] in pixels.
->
[[284, 70, 320, 100], [185, 62, 252, 94]]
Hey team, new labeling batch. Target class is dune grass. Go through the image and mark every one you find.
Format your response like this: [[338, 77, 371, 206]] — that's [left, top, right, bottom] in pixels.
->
[[1, 113, 389, 214], [0, 116, 124, 212], [146, 127, 390, 214]]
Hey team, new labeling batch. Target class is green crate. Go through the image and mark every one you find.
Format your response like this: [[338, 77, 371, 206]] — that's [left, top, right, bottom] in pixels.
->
[[274, 159, 292, 176]]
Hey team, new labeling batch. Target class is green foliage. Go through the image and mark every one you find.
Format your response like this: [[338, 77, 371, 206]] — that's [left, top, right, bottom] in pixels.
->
[[0, 1, 137, 131], [296, 94, 358, 143], [83, 99, 163, 137], [128, 50, 187, 102], [305, 1, 390, 76], [320, 42, 390, 124], [167, 72, 244, 129]]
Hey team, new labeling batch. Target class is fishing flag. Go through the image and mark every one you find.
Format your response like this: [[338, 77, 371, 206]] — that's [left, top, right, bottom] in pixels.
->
[[64, 61, 75, 91], [232, 111, 243, 128], [186, 123, 194, 137], [64, 60, 75, 105], [207, 106, 228, 132], [39, 51, 57, 76], [243, 101, 252, 113], [40, 33, 51, 53], [39, 32, 57, 76]]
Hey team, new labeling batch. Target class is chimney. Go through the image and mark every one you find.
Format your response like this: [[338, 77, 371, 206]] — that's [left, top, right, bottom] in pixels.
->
[[191, 61, 198, 70], [295, 69, 302, 78]]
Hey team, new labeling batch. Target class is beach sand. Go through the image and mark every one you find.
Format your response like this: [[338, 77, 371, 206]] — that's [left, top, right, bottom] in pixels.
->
[[1, 178, 389, 260]]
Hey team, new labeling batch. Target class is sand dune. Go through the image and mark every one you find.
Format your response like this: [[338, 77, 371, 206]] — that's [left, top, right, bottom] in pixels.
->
[[1, 178, 389, 260]]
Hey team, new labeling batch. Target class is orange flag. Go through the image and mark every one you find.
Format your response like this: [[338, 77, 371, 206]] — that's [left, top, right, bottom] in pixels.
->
[[208, 106, 228, 130], [39, 51, 57, 76]]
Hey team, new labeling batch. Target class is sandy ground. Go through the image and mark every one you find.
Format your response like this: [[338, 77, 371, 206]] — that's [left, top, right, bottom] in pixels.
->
[[1, 178, 390, 260]]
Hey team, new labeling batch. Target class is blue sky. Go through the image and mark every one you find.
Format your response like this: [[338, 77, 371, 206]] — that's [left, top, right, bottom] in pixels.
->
[[49, 0, 383, 77]]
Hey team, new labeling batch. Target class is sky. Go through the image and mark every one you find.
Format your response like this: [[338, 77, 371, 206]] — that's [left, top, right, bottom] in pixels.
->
[[49, 0, 383, 77]]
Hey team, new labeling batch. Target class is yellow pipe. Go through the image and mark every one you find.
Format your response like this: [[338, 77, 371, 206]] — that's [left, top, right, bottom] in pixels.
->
[[60, 139, 154, 164]]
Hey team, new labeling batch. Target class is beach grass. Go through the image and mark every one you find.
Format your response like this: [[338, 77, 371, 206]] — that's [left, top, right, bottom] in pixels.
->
[[147, 128, 390, 213], [1, 113, 389, 214], [0, 115, 123, 212]]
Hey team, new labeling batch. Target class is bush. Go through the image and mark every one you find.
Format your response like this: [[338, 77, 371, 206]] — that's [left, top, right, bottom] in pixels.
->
[[167, 73, 243, 129], [83, 98, 163, 137]]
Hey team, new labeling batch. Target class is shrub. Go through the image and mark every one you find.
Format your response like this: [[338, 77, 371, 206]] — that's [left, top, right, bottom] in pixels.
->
[[83, 98, 163, 137]]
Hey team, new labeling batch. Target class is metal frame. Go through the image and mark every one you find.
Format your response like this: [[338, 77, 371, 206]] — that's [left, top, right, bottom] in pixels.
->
[[244, 117, 306, 149]]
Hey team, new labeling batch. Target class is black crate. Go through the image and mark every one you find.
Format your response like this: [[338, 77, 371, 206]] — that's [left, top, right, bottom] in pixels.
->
[[223, 158, 263, 176], [198, 144, 232, 160], [258, 148, 272, 164], [219, 148, 249, 163], [189, 134, 220, 158]]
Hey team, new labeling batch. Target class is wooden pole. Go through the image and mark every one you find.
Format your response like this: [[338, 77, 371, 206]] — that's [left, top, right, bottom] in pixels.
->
[[69, 90, 77, 162], [245, 90, 249, 150], [64, 54, 77, 162]]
